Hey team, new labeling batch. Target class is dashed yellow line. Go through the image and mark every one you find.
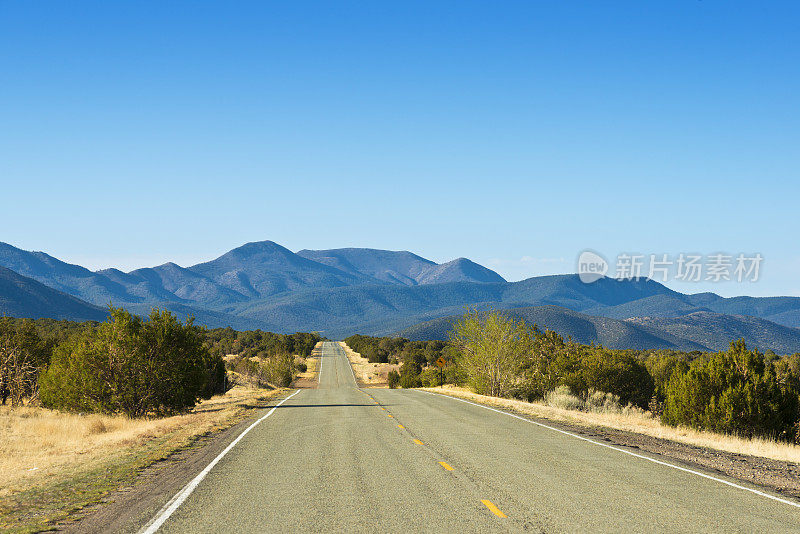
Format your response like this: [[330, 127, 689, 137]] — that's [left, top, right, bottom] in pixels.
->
[[387, 414, 393, 418], [413, 439, 423, 445], [481, 500, 507, 518], [397, 424, 405, 429], [438, 461, 454, 471]]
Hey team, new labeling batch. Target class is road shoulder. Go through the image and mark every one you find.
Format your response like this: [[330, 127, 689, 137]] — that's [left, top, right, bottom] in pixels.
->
[[420, 386, 800, 503], [36, 388, 290, 534]]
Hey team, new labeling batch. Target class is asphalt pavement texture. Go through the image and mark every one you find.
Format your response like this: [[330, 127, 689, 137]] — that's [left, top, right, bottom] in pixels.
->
[[137, 342, 799, 533]]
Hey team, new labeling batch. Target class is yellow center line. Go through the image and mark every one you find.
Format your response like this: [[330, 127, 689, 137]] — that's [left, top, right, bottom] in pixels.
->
[[387, 414, 393, 418], [397, 424, 405, 429], [481, 500, 507, 518], [438, 461, 454, 471], [413, 439, 423, 445]]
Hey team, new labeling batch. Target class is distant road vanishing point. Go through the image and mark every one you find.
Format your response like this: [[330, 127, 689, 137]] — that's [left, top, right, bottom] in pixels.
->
[[108, 342, 797, 532]]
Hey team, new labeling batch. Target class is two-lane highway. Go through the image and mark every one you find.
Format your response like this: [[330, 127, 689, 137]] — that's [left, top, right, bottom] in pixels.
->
[[140, 342, 799, 533]]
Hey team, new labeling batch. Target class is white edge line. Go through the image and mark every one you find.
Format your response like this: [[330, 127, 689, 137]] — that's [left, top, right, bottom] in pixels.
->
[[416, 389, 800, 510], [138, 389, 302, 534], [319, 342, 324, 383], [342, 342, 358, 386]]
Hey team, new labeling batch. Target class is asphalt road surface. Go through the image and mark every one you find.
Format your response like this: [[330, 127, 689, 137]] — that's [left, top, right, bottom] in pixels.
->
[[139, 341, 799, 533]]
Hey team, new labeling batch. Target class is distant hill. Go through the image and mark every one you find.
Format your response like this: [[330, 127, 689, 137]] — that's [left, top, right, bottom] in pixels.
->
[[0, 242, 138, 304], [2, 240, 800, 351], [225, 275, 700, 338], [398, 305, 709, 351], [296, 248, 506, 286], [99, 263, 249, 307], [400, 306, 800, 354], [297, 248, 436, 286], [416, 257, 506, 285], [0, 266, 107, 322], [627, 312, 800, 354], [189, 241, 373, 298]]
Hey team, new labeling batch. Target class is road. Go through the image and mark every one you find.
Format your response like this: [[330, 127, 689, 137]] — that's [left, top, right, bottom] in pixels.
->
[[139, 341, 799, 533]]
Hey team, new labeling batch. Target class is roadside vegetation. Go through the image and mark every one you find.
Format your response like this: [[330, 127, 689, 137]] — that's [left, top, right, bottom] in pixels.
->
[[343, 334, 462, 388], [0, 309, 320, 532], [348, 309, 800, 445], [0, 310, 320, 413]]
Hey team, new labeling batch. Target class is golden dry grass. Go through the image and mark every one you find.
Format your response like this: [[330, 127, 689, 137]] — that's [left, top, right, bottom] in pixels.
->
[[0, 385, 284, 501], [340, 342, 399, 387], [421, 385, 800, 464], [300, 341, 324, 379]]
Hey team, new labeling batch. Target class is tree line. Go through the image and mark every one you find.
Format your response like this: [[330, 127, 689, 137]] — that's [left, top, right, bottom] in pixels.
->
[[205, 328, 319, 387], [343, 334, 462, 388], [0, 309, 320, 417], [348, 309, 800, 442]]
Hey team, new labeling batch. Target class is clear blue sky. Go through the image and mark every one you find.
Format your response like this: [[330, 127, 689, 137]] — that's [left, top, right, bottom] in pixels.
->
[[1, 1, 798, 296]]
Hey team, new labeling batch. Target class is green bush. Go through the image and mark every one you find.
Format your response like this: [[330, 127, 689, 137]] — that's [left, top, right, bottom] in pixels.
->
[[419, 367, 443, 387], [40, 307, 219, 417], [399, 372, 421, 389], [387, 370, 400, 389], [559, 347, 654, 409], [662, 340, 799, 440]]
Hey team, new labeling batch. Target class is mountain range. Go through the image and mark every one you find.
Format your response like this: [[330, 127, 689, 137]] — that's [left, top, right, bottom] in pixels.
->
[[1, 240, 799, 353]]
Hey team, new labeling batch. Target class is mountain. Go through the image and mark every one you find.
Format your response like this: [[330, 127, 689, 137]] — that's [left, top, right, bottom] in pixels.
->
[[0, 266, 107, 322], [586, 294, 708, 319], [297, 248, 435, 285], [399, 305, 800, 354], [188, 241, 372, 298], [296, 248, 506, 286], [415, 257, 506, 285], [225, 275, 683, 338], [2, 240, 800, 352], [0, 242, 136, 304], [99, 263, 248, 307], [627, 312, 800, 354], [398, 305, 709, 351]]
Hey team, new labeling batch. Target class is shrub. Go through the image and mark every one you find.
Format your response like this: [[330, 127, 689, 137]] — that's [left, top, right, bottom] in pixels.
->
[[450, 309, 530, 397], [662, 340, 799, 441], [399, 372, 421, 389], [387, 370, 400, 389], [40, 307, 218, 417], [419, 367, 443, 387], [0, 318, 50, 406], [264, 352, 295, 387], [561, 348, 654, 409], [544, 386, 584, 411]]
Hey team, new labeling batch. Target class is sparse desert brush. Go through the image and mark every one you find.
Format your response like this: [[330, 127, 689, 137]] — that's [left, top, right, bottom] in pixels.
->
[[544, 386, 584, 411], [543, 386, 645, 416]]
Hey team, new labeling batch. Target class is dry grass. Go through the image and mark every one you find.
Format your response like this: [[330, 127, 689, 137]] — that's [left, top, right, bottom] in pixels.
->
[[292, 342, 323, 386], [421, 385, 800, 464], [340, 342, 399, 387], [0, 384, 285, 530]]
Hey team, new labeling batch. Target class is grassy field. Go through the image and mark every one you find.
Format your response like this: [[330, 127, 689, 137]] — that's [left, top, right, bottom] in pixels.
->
[[0, 385, 286, 533], [422, 385, 800, 464]]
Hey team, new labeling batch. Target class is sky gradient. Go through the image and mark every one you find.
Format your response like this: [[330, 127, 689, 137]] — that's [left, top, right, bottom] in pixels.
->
[[2, 1, 798, 296]]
